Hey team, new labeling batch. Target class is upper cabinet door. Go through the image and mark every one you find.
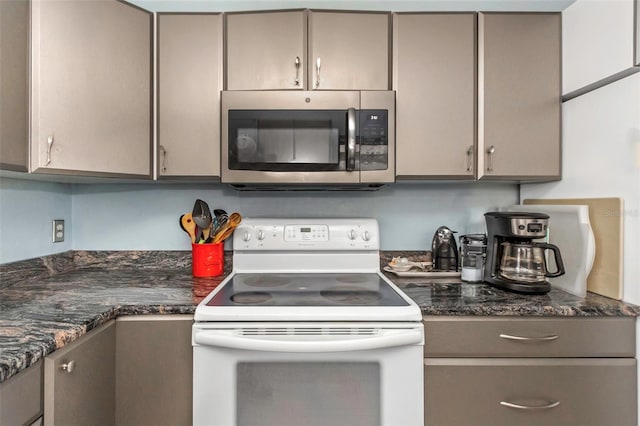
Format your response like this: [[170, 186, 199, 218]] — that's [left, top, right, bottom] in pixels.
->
[[393, 13, 476, 179], [0, 0, 29, 172], [478, 13, 561, 180], [158, 13, 223, 178], [308, 11, 390, 90], [30, 0, 152, 177], [225, 11, 306, 90]]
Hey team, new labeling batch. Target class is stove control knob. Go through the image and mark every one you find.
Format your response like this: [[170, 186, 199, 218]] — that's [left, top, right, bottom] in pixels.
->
[[242, 230, 251, 242], [362, 230, 371, 241], [348, 229, 357, 240], [256, 229, 265, 241]]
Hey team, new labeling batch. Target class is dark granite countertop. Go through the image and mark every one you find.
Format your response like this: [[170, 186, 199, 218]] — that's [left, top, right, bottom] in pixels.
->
[[1, 250, 638, 383]]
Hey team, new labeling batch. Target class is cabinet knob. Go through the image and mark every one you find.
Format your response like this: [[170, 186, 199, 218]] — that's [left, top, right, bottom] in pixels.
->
[[294, 56, 301, 87], [60, 360, 76, 373], [159, 145, 167, 174], [500, 400, 560, 410], [315, 57, 321, 88], [486, 145, 495, 172], [499, 333, 559, 342], [46, 134, 54, 166]]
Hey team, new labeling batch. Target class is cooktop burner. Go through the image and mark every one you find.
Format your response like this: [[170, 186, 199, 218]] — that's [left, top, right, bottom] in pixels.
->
[[230, 291, 272, 304], [206, 273, 409, 307], [320, 286, 382, 305], [243, 276, 291, 288]]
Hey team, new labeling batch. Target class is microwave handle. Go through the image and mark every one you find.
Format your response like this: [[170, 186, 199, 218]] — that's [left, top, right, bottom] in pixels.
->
[[346, 108, 357, 171]]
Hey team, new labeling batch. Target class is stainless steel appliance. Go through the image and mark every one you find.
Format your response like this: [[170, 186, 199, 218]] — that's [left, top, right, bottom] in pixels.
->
[[221, 91, 395, 187], [193, 218, 424, 426], [431, 226, 459, 271], [459, 233, 487, 282], [484, 212, 565, 294]]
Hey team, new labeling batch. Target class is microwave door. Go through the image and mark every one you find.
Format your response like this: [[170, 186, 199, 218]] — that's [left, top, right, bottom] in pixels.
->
[[224, 109, 360, 185]]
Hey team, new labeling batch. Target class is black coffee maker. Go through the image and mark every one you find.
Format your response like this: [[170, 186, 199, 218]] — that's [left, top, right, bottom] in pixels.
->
[[484, 212, 565, 294]]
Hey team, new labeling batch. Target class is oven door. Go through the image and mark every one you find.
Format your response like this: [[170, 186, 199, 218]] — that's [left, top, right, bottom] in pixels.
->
[[221, 91, 361, 184], [193, 322, 424, 426]]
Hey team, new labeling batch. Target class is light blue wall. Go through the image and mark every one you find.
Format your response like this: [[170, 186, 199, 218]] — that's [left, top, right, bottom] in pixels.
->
[[0, 177, 518, 263], [0, 178, 72, 264], [70, 181, 518, 251]]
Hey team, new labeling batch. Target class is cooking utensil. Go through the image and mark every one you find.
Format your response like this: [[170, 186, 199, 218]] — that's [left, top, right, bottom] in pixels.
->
[[192, 199, 212, 241], [180, 213, 197, 244], [212, 212, 242, 244]]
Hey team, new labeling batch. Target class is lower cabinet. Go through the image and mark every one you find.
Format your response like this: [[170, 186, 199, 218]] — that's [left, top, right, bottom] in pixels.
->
[[423, 317, 638, 426], [0, 360, 43, 426], [115, 315, 193, 426], [40, 315, 193, 426], [44, 321, 116, 426]]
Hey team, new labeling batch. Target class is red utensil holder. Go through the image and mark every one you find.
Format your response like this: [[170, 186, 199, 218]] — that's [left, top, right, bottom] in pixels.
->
[[191, 243, 224, 277]]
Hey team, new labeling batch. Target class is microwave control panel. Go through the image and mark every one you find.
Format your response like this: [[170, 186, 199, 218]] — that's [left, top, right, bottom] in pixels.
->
[[359, 109, 388, 171]]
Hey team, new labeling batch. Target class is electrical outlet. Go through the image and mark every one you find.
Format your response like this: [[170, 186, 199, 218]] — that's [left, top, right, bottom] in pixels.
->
[[52, 220, 65, 243]]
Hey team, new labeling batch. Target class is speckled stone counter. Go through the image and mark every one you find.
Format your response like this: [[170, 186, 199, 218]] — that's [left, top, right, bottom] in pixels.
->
[[1, 250, 638, 383]]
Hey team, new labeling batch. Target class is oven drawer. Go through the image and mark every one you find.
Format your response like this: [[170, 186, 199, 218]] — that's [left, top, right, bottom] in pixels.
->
[[423, 317, 635, 357], [424, 358, 637, 426]]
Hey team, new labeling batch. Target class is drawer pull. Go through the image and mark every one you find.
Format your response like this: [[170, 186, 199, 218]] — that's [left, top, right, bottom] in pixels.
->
[[499, 333, 559, 342], [500, 400, 560, 410]]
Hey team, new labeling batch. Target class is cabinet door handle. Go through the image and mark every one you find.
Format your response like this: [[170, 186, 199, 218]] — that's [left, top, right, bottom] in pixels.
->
[[159, 145, 167, 174], [46, 134, 54, 165], [466, 146, 473, 172], [499, 333, 559, 341], [315, 57, 321, 88], [500, 400, 560, 410], [486, 145, 495, 172], [60, 360, 75, 373], [294, 56, 301, 86]]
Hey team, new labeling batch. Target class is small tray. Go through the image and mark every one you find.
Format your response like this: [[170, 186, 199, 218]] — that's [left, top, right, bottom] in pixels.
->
[[383, 266, 461, 278]]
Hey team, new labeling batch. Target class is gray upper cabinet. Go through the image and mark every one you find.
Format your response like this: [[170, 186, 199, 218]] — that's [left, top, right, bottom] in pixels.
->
[[44, 321, 115, 426], [478, 13, 561, 180], [225, 10, 390, 91], [308, 11, 390, 90], [157, 13, 223, 179], [30, 0, 152, 177], [225, 10, 306, 90], [393, 13, 476, 179], [0, 0, 29, 172]]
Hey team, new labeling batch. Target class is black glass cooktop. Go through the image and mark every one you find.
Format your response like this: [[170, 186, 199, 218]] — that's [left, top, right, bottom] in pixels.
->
[[206, 273, 409, 307]]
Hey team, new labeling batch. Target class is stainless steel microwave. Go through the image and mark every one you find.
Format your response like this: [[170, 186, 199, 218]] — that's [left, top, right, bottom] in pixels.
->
[[221, 91, 395, 187]]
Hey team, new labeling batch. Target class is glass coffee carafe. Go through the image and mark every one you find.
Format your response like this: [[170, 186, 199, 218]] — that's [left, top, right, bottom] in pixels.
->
[[499, 242, 565, 283]]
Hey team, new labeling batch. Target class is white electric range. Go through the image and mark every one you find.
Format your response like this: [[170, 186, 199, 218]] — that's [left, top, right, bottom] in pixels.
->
[[193, 218, 424, 426]]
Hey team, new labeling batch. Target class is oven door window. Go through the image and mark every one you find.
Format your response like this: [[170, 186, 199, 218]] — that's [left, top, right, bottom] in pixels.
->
[[237, 362, 380, 426], [228, 110, 348, 172]]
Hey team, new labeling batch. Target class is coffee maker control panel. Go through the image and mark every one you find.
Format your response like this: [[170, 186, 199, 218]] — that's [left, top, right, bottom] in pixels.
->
[[510, 218, 548, 238]]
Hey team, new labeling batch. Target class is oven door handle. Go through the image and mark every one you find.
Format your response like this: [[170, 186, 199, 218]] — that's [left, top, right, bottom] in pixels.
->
[[194, 329, 423, 353], [346, 107, 357, 172]]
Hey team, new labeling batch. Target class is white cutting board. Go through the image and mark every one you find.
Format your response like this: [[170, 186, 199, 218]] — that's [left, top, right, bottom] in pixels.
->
[[523, 198, 624, 300], [505, 205, 595, 298]]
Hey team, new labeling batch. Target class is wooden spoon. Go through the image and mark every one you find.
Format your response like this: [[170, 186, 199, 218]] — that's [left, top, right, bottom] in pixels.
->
[[180, 213, 197, 244]]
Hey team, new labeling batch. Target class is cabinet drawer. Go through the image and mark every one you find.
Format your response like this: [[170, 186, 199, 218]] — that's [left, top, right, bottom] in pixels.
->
[[424, 317, 635, 357], [425, 358, 637, 426]]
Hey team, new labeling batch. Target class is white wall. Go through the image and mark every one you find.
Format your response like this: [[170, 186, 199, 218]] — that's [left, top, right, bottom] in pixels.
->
[[70, 182, 517, 251], [521, 58, 640, 305], [0, 178, 72, 264], [562, 0, 635, 94]]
